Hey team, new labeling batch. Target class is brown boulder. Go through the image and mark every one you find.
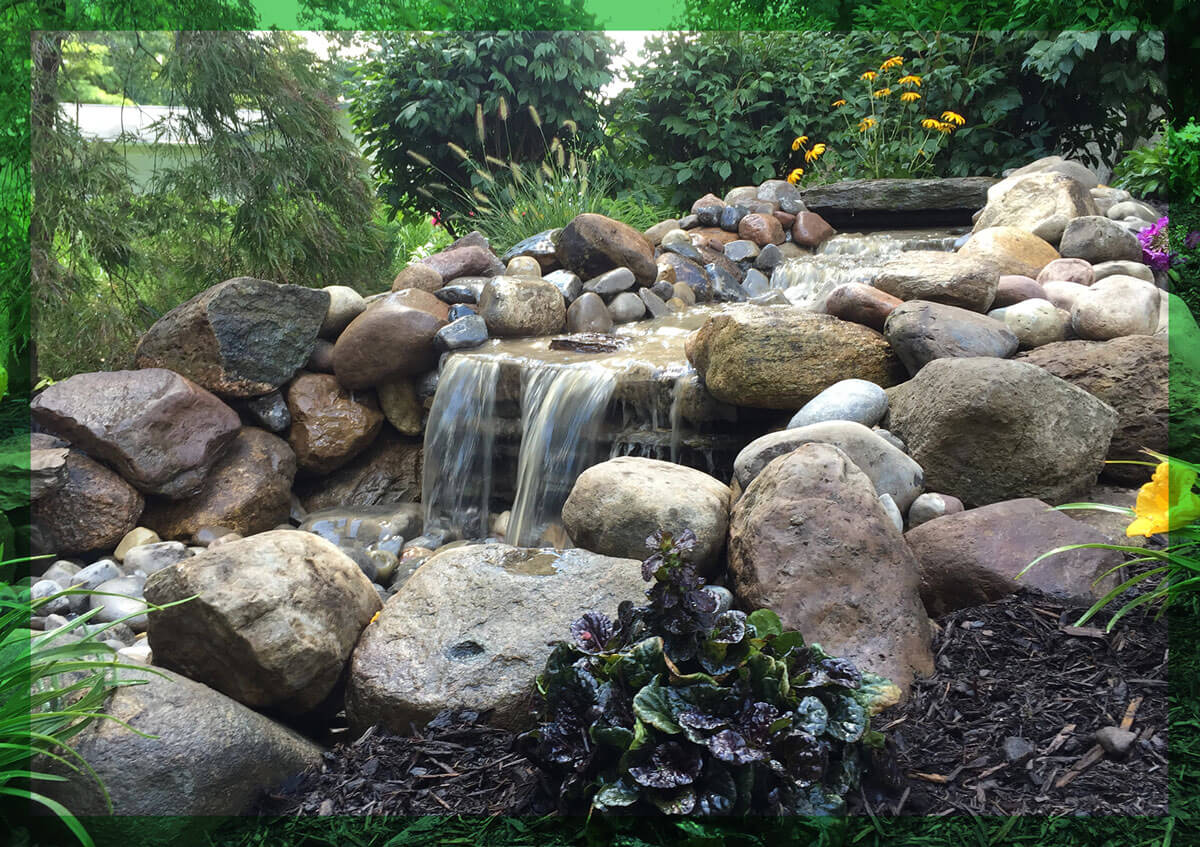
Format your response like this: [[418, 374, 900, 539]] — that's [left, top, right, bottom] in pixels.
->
[[994, 275, 1046, 308], [31, 369, 240, 499], [958, 226, 1061, 279], [727, 443, 933, 694], [421, 244, 503, 282], [32, 450, 144, 555], [332, 295, 447, 389], [823, 283, 903, 331], [790, 211, 836, 248], [295, 428, 423, 511], [386, 287, 451, 321], [737, 213, 785, 247], [1017, 336, 1167, 485], [685, 304, 903, 409], [140, 427, 297, 540], [555, 213, 657, 286], [904, 498, 1122, 616], [286, 372, 383, 474], [391, 263, 443, 293], [133, 277, 328, 398]]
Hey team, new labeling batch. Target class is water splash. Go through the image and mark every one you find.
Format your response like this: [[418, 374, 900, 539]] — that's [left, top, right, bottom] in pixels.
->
[[422, 356, 500, 540], [507, 364, 616, 547]]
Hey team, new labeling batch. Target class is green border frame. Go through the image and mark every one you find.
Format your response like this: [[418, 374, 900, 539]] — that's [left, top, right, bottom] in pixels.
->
[[3, 0, 1197, 843]]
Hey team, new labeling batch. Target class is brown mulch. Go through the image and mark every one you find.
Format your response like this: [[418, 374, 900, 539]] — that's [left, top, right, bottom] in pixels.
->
[[257, 710, 542, 816], [865, 590, 1169, 817], [260, 591, 1168, 818]]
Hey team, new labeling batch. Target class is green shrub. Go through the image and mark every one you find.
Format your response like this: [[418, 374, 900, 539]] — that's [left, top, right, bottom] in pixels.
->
[[349, 31, 616, 223], [1113, 118, 1200, 205], [519, 530, 897, 816]]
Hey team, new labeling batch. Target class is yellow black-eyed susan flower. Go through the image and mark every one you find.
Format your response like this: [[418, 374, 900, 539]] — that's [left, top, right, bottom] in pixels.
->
[[900, 91, 921, 103], [791, 135, 808, 151], [881, 56, 904, 70], [920, 118, 940, 130], [803, 142, 827, 164], [941, 110, 966, 126], [897, 74, 922, 87], [858, 117, 877, 132], [860, 70, 878, 81], [935, 121, 955, 134], [873, 87, 892, 98], [787, 167, 804, 184], [831, 98, 847, 107]]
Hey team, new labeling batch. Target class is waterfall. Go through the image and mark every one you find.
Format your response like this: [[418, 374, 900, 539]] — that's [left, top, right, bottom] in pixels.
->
[[507, 364, 616, 547], [422, 356, 500, 540]]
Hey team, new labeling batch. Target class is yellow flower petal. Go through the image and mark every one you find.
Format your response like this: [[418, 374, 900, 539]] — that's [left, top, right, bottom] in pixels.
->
[[900, 91, 921, 103], [791, 135, 808, 151], [873, 87, 892, 98], [831, 98, 847, 107], [941, 110, 966, 126], [898, 74, 922, 87], [787, 167, 804, 185], [1126, 461, 1200, 537], [860, 70, 877, 81]]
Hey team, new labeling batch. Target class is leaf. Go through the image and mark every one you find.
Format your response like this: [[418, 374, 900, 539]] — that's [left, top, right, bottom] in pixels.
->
[[570, 612, 615, 654], [794, 696, 829, 736], [648, 785, 696, 814], [853, 673, 903, 716], [747, 609, 783, 638], [824, 696, 867, 743], [628, 741, 703, 788], [710, 610, 747, 645], [780, 730, 829, 785], [706, 729, 767, 765], [592, 777, 640, 811], [633, 676, 682, 734], [614, 637, 666, 691]]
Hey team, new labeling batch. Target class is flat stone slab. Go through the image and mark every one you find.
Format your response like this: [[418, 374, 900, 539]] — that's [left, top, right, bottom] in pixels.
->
[[800, 178, 997, 228]]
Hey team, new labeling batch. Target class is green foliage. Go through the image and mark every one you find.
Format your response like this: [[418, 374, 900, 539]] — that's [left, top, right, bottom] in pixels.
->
[[32, 31, 391, 381], [608, 31, 1166, 206], [1114, 118, 1200, 204], [300, 0, 598, 29], [1022, 451, 1200, 631], [520, 530, 896, 816], [677, 0, 836, 30], [349, 31, 615, 221]]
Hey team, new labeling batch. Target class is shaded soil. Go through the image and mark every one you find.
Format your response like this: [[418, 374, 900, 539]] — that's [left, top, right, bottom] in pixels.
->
[[260, 591, 1168, 818]]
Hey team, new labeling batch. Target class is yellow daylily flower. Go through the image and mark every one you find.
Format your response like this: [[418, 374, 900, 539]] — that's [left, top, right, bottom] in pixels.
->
[[1127, 461, 1200, 537], [941, 110, 966, 126], [860, 70, 878, 81], [787, 167, 804, 185], [369, 610, 381, 624], [858, 117, 877, 132], [873, 87, 892, 98], [791, 135, 808, 151], [897, 74, 922, 87], [831, 98, 847, 107], [880, 55, 904, 70]]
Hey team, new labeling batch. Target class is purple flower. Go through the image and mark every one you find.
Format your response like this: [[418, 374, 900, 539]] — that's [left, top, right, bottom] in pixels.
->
[[1187, 230, 1200, 251], [1138, 216, 1172, 271]]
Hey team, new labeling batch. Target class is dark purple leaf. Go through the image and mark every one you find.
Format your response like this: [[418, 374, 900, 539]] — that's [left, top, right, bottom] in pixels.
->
[[641, 552, 665, 581], [819, 657, 862, 689], [677, 710, 728, 731], [781, 730, 829, 785], [673, 528, 698, 552], [628, 741, 703, 788], [710, 610, 746, 644], [570, 612, 615, 654], [707, 729, 767, 765]]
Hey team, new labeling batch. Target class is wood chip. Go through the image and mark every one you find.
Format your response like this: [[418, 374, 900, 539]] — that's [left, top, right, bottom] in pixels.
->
[[911, 772, 950, 784], [1054, 745, 1105, 788], [1042, 723, 1077, 757], [1121, 696, 1144, 731]]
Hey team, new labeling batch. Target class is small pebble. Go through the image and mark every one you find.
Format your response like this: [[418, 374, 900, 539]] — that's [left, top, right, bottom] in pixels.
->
[[1095, 726, 1137, 757], [1002, 736, 1036, 763]]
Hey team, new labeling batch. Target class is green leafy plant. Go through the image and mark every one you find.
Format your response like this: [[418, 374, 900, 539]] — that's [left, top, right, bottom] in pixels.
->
[[519, 530, 898, 816], [1021, 451, 1200, 631], [1113, 118, 1200, 204]]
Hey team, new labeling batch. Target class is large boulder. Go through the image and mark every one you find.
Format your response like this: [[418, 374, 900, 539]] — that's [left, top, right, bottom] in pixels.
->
[[798, 177, 996, 228], [31, 369, 240, 499], [295, 428, 423, 511], [990, 298, 1071, 349], [727, 443, 933, 694], [1005, 155, 1100, 189], [285, 372, 383, 475], [421, 243, 504, 282], [733, 421, 924, 512], [685, 305, 903, 409], [884, 301, 1018, 375], [332, 293, 447, 389], [346, 544, 646, 732], [477, 276, 566, 337], [140, 427, 296, 540], [872, 251, 999, 312], [144, 530, 381, 714], [32, 450, 143, 555], [904, 498, 1123, 616], [885, 357, 1118, 507], [40, 666, 321, 821], [1017, 336, 1168, 484], [561, 457, 731, 573], [132, 277, 329, 399], [1058, 216, 1143, 264], [1070, 275, 1160, 340], [972, 172, 1097, 234], [958, 226, 1060, 279], [555, 213, 658, 286]]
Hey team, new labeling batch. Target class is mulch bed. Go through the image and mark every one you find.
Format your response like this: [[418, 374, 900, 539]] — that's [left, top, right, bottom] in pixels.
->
[[866, 589, 1168, 817], [260, 590, 1168, 819]]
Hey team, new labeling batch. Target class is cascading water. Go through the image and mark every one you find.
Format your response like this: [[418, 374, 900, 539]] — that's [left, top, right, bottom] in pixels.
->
[[422, 356, 500, 540], [506, 365, 616, 547], [771, 226, 969, 309]]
